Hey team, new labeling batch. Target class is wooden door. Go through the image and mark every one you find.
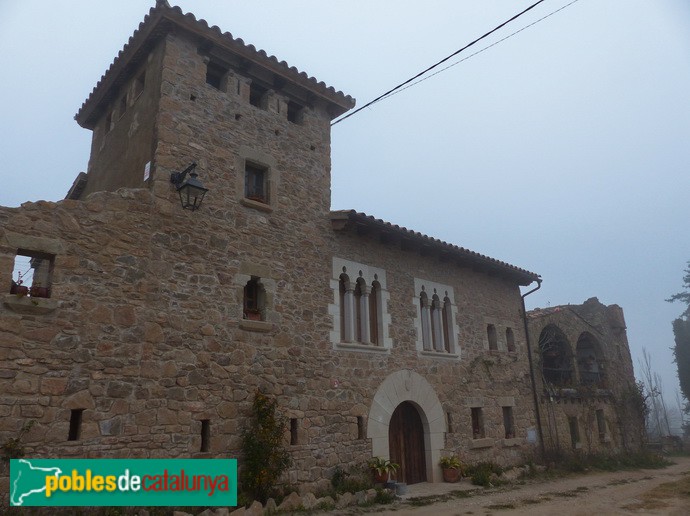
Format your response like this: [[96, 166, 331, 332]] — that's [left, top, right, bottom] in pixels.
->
[[389, 401, 427, 484]]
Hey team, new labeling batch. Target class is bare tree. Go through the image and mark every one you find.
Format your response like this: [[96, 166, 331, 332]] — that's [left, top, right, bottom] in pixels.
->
[[639, 348, 672, 438]]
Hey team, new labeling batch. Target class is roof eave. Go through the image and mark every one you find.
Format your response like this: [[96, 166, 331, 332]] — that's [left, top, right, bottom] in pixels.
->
[[330, 210, 540, 286], [75, 4, 355, 129]]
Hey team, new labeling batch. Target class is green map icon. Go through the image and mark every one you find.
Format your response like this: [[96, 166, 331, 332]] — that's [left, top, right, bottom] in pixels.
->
[[10, 459, 62, 506]]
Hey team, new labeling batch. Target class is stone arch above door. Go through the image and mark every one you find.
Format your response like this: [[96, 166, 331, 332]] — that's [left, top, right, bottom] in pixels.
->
[[367, 369, 445, 482]]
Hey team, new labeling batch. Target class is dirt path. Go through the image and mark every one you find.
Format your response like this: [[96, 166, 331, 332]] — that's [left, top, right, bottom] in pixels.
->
[[369, 456, 690, 516]]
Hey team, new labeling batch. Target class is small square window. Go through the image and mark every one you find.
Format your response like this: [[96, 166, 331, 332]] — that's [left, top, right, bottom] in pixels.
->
[[133, 71, 146, 100], [502, 406, 515, 439], [287, 101, 304, 124], [10, 250, 54, 298], [206, 61, 227, 90], [249, 82, 268, 109], [243, 277, 265, 321], [244, 163, 268, 203], [471, 407, 484, 439], [118, 96, 127, 119]]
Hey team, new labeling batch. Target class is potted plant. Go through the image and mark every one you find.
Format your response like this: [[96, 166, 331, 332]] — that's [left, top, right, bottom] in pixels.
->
[[29, 282, 50, 299], [10, 270, 29, 297], [440, 455, 464, 483], [368, 457, 399, 484], [244, 309, 262, 321]]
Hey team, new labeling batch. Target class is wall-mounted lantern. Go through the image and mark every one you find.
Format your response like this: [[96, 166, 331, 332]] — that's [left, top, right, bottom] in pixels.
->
[[170, 162, 208, 211]]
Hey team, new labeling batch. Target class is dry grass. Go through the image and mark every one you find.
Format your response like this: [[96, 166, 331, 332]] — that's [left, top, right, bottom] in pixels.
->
[[623, 473, 690, 510]]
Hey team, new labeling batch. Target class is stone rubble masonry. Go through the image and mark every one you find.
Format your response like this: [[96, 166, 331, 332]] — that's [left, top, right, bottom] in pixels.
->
[[527, 298, 644, 456], [0, 4, 641, 507]]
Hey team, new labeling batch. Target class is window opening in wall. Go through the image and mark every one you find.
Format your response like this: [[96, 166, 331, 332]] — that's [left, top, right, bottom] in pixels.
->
[[357, 416, 365, 440], [506, 328, 516, 352], [68, 409, 84, 441], [105, 111, 113, 133], [354, 278, 363, 342], [243, 277, 265, 320], [430, 294, 442, 351], [118, 95, 127, 119], [339, 274, 348, 341], [471, 407, 484, 439], [200, 419, 210, 452], [290, 418, 299, 445], [596, 409, 606, 441], [447, 412, 453, 434], [133, 71, 146, 100], [249, 82, 268, 108], [287, 100, 304, 123], [244, 163, 268, 203], [206, 61, 227, 90], [420, 290, 431, 351], [568, 416, 580, 449], [487, 324, 498, 351], [416, 284, 456, 355], [502, 407, 515, 438], [539, 325, 573, 386], [369, 281, 379, 345], [10, 250, 54, 298]]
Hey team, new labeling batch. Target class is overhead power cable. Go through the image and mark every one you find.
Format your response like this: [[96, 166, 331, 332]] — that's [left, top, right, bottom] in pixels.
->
[[331, 0, 550, 126], [379, 0, 581, 102]]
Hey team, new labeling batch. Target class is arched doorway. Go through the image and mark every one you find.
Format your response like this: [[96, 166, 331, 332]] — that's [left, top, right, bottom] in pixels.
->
[[389, 401, 427, 484]]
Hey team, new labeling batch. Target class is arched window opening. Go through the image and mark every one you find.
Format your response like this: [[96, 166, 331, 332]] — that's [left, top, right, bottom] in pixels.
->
[[339, 273, 354, 342], [370, 281, 380, 345], [487, 324, 498, 351], [420, 291, 431, 351], [430, 294, 442, 351], [354, 278, 364, 342], [243, 277, 266, 321], [442, 297, 452, 352], [539, 325, 573, 386], [576, 332, 605, 387], [506, 328, 516, 352]]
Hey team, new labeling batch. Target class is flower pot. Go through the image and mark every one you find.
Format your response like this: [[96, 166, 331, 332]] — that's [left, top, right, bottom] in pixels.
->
[[12, 285, 29, 297], [373, 472, 388, 484], [30, 286, 50, 298], [442, 467, 460, 483]]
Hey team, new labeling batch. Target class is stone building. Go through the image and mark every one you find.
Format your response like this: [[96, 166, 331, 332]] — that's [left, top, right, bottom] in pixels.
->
[[0, 1, 641, 499], [527, 298, 646, 456]]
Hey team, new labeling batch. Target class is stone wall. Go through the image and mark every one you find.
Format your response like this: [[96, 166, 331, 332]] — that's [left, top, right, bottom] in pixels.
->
[[1, 21, 541, 504], [527, 299, 645, 456]]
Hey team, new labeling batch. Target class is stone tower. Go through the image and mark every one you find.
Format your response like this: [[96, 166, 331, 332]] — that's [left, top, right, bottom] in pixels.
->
[[71, 0, 354, 224]]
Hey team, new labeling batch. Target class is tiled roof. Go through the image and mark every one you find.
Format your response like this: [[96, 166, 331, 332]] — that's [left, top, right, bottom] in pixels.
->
[[330, 209, 540, 286], [75, 0, 355, 128]]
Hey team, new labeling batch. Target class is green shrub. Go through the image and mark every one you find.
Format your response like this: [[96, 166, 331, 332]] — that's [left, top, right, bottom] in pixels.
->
[[240, 391, 292, 503], [466, 461, 503, 487]]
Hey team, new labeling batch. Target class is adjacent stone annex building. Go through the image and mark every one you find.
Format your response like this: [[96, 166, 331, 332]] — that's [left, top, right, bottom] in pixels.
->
[[527, 298, 645, 457], [0, 1, 644, 497]]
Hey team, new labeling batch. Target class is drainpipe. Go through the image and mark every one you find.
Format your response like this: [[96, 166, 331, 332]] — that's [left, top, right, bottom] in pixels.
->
[[521, 278, 545, 457]]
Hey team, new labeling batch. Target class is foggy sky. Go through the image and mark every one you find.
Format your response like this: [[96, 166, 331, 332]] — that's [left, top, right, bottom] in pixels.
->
[[1, 0, 689, 424]]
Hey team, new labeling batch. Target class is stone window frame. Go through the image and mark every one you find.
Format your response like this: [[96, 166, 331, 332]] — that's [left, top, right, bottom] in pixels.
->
[[3, 232, 62, 314], [329, 257, 392, 353], [483, 317, 519, 353], [234, 262, 276, 333], [236, 146, 279, 213], [413, 278, 459, 360], [467, 397, 493, 449]]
